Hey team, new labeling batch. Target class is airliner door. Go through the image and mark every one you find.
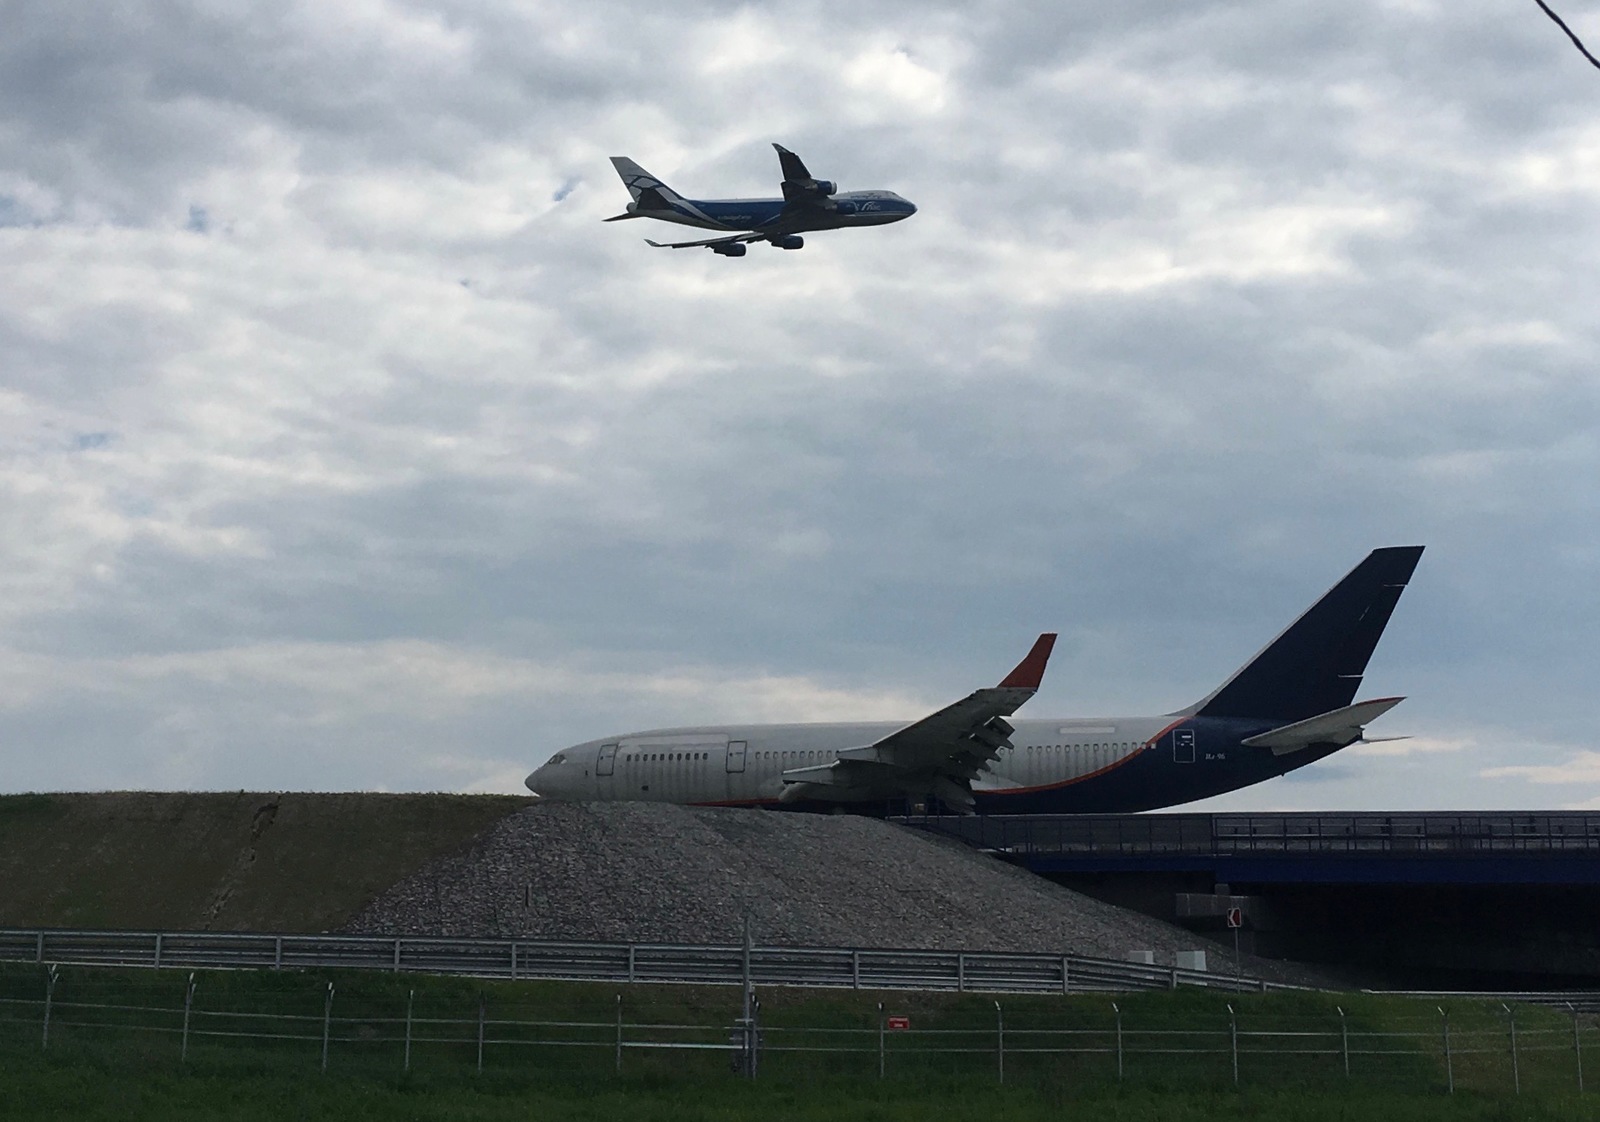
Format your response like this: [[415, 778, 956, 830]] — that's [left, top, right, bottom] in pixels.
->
[[596, 742, 618, 776], [726, 740, 747, 773], [1173, 728, 1196, 764]]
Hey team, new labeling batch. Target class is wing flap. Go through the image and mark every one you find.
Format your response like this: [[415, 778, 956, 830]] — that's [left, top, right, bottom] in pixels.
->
[[1241, 697, 1405, 755]]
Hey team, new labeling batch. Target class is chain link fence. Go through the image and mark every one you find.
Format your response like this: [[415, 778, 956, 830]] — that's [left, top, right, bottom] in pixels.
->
[[1, 961, 1595, 1096]]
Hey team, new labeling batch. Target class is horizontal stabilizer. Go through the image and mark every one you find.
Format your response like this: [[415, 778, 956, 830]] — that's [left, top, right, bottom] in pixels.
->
[[1241, 697, 1405, 755]]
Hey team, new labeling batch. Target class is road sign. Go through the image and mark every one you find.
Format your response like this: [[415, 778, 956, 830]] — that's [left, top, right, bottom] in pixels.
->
[[887, 1015, 910, 1031], [1226, 906, 1243, 929]]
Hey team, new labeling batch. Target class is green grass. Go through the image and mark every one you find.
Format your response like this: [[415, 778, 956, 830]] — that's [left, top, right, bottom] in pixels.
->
[[0, 792, 528, 931], [6, 1063, 1600, 1122], [3, 962, 1600, 1120]]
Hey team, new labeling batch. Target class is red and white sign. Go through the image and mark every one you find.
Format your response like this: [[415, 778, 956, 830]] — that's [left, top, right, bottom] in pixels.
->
[[1226, 906, 1243, 929], [886, 1015, 911, 1031]]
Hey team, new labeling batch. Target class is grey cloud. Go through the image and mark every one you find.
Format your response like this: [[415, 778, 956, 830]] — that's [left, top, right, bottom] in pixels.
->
[[1, 0, 1598, 796]]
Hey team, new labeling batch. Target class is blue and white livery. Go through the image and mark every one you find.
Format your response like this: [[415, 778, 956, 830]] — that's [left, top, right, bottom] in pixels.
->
[[605, 144, 916, 256], [528, 548, 1425, 815]]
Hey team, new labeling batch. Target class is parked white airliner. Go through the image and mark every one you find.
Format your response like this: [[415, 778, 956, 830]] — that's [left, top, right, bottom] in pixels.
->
[[527, 548, 1423, 815]]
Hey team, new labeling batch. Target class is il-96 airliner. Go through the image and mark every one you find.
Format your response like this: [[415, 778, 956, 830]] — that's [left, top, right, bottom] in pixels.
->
[[604, 143, 916, 256], [527, 547, 1424, 815]]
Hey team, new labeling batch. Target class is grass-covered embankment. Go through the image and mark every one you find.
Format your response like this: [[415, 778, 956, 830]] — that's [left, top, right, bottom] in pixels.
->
[[0, 792, 529, 931]]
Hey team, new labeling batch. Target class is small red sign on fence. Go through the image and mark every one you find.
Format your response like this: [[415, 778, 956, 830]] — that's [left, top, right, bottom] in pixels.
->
[[887, 1015, 911, 1031], [1226, 907, 1243, 929]]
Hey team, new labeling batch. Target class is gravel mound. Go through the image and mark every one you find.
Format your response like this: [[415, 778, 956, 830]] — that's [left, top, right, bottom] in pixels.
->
[[345, 802, 1225, 963]]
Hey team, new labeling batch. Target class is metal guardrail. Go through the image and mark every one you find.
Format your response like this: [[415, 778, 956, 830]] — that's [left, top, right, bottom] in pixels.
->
[[0, 928, 1287, 995], [1376, 989, 1600, 1011], [897, 811, 1600, 860]]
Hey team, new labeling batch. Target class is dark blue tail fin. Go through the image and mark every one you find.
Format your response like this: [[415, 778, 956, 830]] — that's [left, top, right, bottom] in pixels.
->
[[1189, 546, 1424, 722]]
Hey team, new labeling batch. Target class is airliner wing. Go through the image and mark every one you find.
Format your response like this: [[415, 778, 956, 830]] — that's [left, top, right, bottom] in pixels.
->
[[779, 634, 1055, 812], [645, 232, 764, 250]]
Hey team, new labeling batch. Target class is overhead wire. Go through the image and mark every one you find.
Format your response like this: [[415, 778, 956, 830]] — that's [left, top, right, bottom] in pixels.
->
[[1534, 0, 1600, 71]]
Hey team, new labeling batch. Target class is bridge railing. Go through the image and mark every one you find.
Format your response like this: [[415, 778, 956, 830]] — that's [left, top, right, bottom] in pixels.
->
[[897, 811, 1600, 859]]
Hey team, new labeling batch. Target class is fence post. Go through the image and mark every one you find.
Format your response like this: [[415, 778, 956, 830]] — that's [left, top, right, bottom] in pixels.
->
[[1336, 1006, 1349, 1077], [1112, 1002, 1123, 1082], [274, 936, 283, 971], [181, 973, 196, 1064], [1062, 956, 1070, 995], [1227, 1003, 1238, 1086], [511, 941, 518, 981], [35, 931, 44, 964], [321, 982, 334, 1073], [392, 938, 401, 973], [154, 933, 163, 970], [1504, 1003, 1520, 1095], [852, 949, 860, 990], [958, 954, 966, 993], [1572, 1002, 1584, 1093], [477, 996, 486, 1074], [1439, 1007, 1453, 1095], [615, 994, 623, 1073], [42, 964, 58, 1050], [627, 944, 636, 984], [878, 1002, 885, 1080], [404, 990, 414, 1073], [995, 1001, 1004, 1085]]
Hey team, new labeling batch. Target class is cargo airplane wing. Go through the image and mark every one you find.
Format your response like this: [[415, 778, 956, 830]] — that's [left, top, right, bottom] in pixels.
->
[[777, 633, 1057, 813], [645, 231, 771, 250]]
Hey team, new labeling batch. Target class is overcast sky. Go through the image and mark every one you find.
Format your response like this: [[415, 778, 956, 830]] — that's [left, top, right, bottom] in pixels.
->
[[3, 0, 1598, 811]]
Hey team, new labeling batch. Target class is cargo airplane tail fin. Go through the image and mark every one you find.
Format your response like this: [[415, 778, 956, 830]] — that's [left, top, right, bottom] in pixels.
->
[[605, 157, 685, 221], [1185, 546, 1424, 723]]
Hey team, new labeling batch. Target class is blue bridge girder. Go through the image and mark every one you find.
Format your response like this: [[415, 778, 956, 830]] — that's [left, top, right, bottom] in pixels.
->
[[894, 811, 1600, 886]]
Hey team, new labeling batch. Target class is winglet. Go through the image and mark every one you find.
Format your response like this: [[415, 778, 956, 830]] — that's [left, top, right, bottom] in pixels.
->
[[998, 633, 1056, 690]]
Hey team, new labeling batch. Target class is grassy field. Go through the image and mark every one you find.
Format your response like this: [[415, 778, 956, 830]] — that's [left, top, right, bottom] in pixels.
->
[[6, 1062, 1599, 1122], [0, 792, 528, 931], [3, 962, 1599, 1120]]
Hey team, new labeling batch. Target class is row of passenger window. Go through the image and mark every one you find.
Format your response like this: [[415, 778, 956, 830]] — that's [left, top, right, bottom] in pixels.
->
[[623, 750, 831, 764], [1021, 743, 1137, 754]]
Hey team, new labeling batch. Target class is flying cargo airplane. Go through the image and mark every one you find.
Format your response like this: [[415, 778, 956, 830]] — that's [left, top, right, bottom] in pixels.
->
[[527, 547, 1424, 814], [604, 144, 916, 255]]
